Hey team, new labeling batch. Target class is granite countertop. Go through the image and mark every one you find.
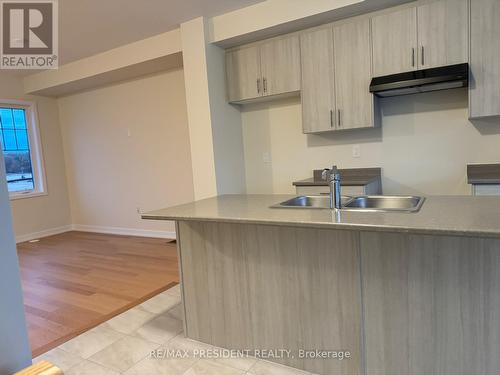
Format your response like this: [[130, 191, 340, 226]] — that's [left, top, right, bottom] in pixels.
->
[[143, 194, 500, 238], [293, 168, 381, 186], [468, 164, 500, 184]]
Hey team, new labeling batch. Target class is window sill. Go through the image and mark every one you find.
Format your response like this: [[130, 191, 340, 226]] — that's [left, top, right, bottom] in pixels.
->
[[9, 191, 48, 201]]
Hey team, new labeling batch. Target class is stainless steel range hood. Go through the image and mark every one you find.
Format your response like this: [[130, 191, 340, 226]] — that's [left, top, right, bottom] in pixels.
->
[[369, 63, 468, 97]]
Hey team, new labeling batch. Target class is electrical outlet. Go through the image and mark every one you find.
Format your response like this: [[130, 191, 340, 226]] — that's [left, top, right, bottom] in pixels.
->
[[136, 207, 141, 214], [352, 145, 361, 158]]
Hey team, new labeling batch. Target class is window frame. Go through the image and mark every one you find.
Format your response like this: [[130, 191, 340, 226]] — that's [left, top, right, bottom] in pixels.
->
[[0, 100, 47, 200]]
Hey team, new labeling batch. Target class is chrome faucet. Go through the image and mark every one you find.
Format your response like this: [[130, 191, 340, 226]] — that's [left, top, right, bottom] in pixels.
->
[[322, 165, 341, 209]]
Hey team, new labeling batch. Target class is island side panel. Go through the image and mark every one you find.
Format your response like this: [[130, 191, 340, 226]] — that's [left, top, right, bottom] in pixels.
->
[[174, 221, 188, 336], [177, 220, 363, 375], [361, 232, 500, 375]]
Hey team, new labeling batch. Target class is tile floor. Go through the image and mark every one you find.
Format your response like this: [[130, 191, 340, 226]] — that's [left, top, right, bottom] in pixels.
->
[[33, 285, 316, 375]]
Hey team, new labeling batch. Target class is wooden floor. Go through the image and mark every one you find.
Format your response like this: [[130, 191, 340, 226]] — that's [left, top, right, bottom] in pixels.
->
[[16, 231, 179, 357]]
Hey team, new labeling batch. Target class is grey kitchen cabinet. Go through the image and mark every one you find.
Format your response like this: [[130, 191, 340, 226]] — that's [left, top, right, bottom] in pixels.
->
[[372, 0, 468, 77], [260, 35, 301, 97], [300, 19, 376, 134], [225, 45, 261, 102], [371, 7, 418, 77], [417, 0, 468, 69], [361, 232, 500, 375], [225, 35, 301, 104], [334, 18, 375, 130], [300, 27, 336, 133], [469, 0, 500, 119]]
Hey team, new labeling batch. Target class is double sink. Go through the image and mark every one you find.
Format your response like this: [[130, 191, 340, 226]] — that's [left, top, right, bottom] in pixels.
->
[[274, 195, 425, 212]]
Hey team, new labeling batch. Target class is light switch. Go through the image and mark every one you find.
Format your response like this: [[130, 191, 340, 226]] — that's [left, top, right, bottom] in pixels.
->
[[352, 145, 361, 158], [262, 151, 272, 164]]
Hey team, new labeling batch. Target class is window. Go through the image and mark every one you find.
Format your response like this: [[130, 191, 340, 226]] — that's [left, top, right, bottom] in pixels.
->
[[0, 101, 46, 199]]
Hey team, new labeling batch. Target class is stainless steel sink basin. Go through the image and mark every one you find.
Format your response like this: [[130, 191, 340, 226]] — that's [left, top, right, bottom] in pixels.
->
[[273, 195, 351, 209], [343, 195, 425, 212], [273, 195, 425, 212]]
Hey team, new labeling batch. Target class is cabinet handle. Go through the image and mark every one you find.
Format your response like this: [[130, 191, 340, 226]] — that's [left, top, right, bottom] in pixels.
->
[[263, 78, 267, 93], [330, 110, 334, 128], [421, 46, 425, 66], [257, 79, 261, 94], [338, 109, 341, 127], [411, 48, 415, 67]]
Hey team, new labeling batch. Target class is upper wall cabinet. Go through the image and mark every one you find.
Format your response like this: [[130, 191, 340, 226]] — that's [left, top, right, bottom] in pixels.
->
[[225, 45, 261, 102], [225, 35, 301, 103], [301, 18, 376, 134], [334, 19, 375, 130], [300, 27, 336, 133], [371, 8, 418, 77], [469, 0, 500, 119], [417, 0, 468, 69], [372, 0, 468, 77], [260, 36, 301, 97]]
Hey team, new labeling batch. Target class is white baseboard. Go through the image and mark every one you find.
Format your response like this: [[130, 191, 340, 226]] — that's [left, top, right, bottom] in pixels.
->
[[16, 225, 73, 243], [16, 224, 176, 243], [71, 224, 176, 239]]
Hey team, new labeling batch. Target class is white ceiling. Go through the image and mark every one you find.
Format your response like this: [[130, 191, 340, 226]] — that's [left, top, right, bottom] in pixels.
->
[[58, 0, 264, 65]]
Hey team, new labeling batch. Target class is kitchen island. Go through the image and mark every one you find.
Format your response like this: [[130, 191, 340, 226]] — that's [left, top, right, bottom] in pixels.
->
[[143, 195, 500, 375]]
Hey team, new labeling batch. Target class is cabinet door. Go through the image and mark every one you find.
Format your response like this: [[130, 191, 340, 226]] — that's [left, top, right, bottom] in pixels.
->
[[361, 232, 500, 375], [225, 45, 262, 103], [372, 7, 418, 76], [334, 19, 374, 130], [300, 28, 336, 133], [417, 0, 468, 69], [260, 35, 301, 96], [469, 0, 500, 118]]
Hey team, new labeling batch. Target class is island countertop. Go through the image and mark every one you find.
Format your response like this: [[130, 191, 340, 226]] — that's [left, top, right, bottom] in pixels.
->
[[142, 194, 500, 238]]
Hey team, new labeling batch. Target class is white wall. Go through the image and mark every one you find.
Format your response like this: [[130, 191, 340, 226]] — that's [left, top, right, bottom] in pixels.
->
[[180, 17, 246, 199], [0, 73, 72, 240], [205, 28, 247, 195], [0, 152, 31, 373], [180, 18, 219, 199], [242, 88, 500, 196], [24, 29, 183, 97], [58, 69, 194, 236], [209, 0, 367, 43]]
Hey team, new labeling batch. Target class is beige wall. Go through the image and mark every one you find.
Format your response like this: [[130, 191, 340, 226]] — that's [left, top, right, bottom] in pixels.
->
[[242, 88, 500, 196], [58, 69, 194, 235], [0, 73, 72, 239]]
